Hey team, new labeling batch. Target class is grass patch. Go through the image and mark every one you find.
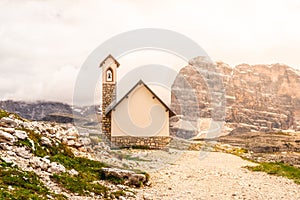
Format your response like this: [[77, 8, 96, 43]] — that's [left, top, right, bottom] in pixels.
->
[[15, 128, 48, 157], [0, 110, 9, 119], [246, 162, 300, 184], [100, 172, 124, 185], [214, 145, 248, 156], [50, 154, 111, 197], [50, 154, 106, 171], [229, 148, 248, 156], [16, 138, 33, 149], [0, 160, 66, 200], [51, 173, 108, 197], [99, 169, 148, 187], [0, 109, 24, 121]]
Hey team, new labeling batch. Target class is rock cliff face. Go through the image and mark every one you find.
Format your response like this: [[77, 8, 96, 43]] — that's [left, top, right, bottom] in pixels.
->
[[171, 57, 300, 134]]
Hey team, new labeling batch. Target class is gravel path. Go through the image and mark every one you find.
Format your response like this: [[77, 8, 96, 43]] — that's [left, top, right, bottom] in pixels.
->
[[136, 151, 300, 200]]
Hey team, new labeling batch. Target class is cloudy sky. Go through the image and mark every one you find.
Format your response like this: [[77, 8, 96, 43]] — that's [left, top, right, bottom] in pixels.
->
[[1, 0, 300, 105]]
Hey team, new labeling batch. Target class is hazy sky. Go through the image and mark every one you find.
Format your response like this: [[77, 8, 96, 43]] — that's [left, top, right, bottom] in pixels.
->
[[1, 0, 300, 104]]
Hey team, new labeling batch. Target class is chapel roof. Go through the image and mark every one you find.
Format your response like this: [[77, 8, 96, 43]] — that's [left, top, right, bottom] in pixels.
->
[[105, 79, 176, 117]]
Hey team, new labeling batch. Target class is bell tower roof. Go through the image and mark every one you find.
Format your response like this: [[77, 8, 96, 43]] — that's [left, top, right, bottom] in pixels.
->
[[99, 54, 120, 68]]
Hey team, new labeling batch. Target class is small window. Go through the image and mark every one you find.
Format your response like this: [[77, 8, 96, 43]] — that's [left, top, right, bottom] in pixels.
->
[[106, 69, 113, 82]]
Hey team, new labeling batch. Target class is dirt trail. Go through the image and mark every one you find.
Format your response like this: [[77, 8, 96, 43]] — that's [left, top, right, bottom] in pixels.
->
[[136, 151, 300, 200]]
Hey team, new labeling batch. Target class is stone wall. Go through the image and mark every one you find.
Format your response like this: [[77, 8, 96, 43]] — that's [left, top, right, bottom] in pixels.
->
[[102, 83, 116, 140], [110, 136, 170, 149]]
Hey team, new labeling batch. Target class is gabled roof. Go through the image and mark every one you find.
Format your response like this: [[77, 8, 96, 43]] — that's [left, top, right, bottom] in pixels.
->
[[105, 80, 176, 117], [99, 54, 120, 68]]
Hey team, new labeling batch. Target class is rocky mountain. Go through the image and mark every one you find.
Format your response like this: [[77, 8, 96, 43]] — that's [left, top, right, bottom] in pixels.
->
[[0, 100, 73, 122], [0, 100, 101, 125], [171, 57, 300, 137]]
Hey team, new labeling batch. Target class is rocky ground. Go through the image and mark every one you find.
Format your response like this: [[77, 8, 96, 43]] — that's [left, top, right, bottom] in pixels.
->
[[218, 130, 300, 167], [134, 151, 300, 200]]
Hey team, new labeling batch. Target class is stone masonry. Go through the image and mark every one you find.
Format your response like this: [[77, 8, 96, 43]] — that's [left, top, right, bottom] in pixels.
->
[[102, 83, 116, 140], [110, 136, 170, 149]]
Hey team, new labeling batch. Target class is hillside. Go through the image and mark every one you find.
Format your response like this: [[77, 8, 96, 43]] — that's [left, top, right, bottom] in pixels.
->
[[0, 110, 148, 199]]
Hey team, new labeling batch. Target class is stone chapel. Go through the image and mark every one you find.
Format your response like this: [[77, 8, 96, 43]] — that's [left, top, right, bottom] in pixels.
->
[[100, 55, 175, 149]]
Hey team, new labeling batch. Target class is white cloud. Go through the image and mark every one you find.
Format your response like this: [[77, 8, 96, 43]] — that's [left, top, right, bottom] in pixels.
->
[[0, 0, 299, 104]]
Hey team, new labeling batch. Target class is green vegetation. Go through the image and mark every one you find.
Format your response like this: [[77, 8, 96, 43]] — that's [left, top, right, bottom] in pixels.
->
[[11, 127, 115, 197], [51, 153, 105, 170], [51, 173, 108, 197], [0, 110, 9, 119], [246, 162, 300, 184], [214, 145, 249, 157], [50, 152, 149, 187], [50, 153, 144, 197], [16, 127, 73, 158], [50, 153, 137, 196], [47, 139, 110, 196], [0, 159, 66, 200], [227, 148, 248, 156], [0, 109, 24, 121], [3, 126, 129, 198], [1, 114, 149, 198], [16, 138, 32, 149], [100, 171, 124, 185], [131, 145, 150, 150]]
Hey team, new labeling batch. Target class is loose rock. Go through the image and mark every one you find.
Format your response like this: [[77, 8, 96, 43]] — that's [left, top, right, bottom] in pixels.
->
[[47, 162, 66, 174], [101, 168, 147, 186], [41, 136, 52, 146], [14, 130, 28, 140], [0, 130, 16, 145], [0, 117, 18, 128]]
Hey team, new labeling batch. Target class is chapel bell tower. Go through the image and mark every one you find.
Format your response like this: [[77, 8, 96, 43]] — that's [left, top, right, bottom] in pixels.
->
[[99, 54, 120, 139]]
